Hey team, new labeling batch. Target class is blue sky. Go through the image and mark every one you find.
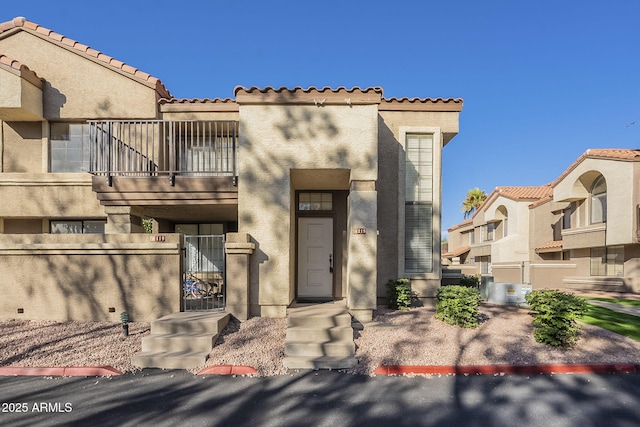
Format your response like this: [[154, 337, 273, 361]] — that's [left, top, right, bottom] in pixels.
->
[[4, 1, 639, 235]]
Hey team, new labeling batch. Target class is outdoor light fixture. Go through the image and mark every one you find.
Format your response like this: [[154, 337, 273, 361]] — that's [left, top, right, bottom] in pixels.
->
[[120, 311, 129, 337]]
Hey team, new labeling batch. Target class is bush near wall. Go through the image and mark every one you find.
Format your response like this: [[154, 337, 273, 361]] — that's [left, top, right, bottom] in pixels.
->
[[525, 289, 588, 347], [386, 278, 412, 310], [459, 274, 481, 289], [435, 285, 481, 328]]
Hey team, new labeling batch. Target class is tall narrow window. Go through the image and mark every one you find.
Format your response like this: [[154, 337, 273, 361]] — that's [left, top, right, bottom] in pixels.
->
[[50, 123, 91, 172], [591, 176, 607, 224], [405, 134, 433, 274]]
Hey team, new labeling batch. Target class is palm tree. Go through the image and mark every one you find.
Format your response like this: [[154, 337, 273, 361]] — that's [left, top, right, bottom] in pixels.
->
[[461, 188, 487, 219]]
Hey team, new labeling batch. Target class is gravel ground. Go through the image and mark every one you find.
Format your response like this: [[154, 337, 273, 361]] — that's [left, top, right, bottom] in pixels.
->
[[2, 301, 640, 376]]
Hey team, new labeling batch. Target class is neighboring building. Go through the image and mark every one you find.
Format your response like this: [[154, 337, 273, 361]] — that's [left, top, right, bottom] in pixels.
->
[[445, 149, 640, 293], [444, 185, 553, 281], [0, 17, 463, 322]]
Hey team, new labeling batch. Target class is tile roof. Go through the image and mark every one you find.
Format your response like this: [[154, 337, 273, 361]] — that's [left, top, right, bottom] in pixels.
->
[[234, 86, 384, 96], [535, 240, 563, 253], [550, 148, 640, 188], [448, 218, 473, 231], [478, 185, 554, 214], [234, 86, 463, 110], [158, 98, 236, 104], [0, 17, 171, 98], [443, 246, 471, 258], [158, 97, 239, 112], [380, 96, 464, 112], [0, 53, 43, 88], [493, 185, 554, 201]]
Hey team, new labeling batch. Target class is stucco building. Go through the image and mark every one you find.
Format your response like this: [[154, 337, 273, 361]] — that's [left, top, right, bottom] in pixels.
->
[[0, 17, 463, 323], [445, 149, 640, 293]]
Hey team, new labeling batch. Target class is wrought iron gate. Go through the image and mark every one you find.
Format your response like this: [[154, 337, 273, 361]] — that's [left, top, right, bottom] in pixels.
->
[[183, 234, 225, 311]]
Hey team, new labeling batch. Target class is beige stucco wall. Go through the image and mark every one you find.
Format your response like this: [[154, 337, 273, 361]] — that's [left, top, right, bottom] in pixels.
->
[[0, 31, 158, 119], [0, 234, 182, 321], [2, 121, 42, 173], [378, 110, 458, 297], [483, 197, 531, 263], [0, 70, 43, 120], [238, 103, 378, 316], [554, 158, 635, 246], [529, 200, 565, 260], [0, 173, 104, 219]]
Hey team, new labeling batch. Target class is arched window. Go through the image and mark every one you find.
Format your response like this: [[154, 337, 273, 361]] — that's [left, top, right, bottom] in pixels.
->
[[590, 175, 606, 224]]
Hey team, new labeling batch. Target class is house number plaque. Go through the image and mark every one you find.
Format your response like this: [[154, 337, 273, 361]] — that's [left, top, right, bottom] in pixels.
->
[[352, 228, 367, 234]]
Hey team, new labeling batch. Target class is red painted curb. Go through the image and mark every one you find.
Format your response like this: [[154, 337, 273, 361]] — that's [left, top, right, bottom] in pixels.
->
[[374, 364, 640, 376], [0, 366, 123, 377], [197, 365, 258, 375]]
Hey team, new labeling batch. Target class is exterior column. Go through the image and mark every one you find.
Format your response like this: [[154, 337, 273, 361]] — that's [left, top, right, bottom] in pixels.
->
[[346, 180, 377, 322], [104, 206, 144, 234], [225, 232, 255, 321]]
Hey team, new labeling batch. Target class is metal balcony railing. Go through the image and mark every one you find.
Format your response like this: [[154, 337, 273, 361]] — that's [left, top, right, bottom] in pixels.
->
[[88, 120, 237, 182]]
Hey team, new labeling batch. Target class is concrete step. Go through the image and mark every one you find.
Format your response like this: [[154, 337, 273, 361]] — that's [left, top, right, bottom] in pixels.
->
[[286, 326, 353, 342], [287, 312, 352, 328], [132, 350, 209, 370], [284, 302, 357, 370], [132, 312, 230, 370], [151, 312, 229, 335], [283, 355, 358, 370], [141, 332, 218, 353], [284, 340, 355, 357]]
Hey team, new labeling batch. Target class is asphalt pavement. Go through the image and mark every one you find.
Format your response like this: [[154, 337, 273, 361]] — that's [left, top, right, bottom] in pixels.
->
[[1, 369, 640, 427]]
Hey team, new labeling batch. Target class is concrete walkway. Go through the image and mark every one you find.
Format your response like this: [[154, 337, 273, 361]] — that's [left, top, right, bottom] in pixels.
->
[[587, 300, 640, 317]]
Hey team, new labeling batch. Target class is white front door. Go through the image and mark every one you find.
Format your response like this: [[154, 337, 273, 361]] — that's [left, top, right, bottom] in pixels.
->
[[297, 217, 333, 298]]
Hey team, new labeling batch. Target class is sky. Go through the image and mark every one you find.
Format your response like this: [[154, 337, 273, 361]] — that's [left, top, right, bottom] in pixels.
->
[[4, 1, 639, 236]]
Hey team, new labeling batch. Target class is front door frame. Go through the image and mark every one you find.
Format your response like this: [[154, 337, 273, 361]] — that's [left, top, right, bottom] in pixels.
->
[[295, 191, 337, 300]]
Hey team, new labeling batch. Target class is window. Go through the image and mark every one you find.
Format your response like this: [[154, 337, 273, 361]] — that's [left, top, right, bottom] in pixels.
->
[[487, 223, 494, 241], [51, 220, 106, 234], [50, 123, 91, 172], [478, 256, 491, 274], [298, 193, 333, 211], [590, 176, 606, 224], [404, 134, 433, 274], [502, 217, 508, 237], [562, 204, 572, 229], [590, 246, 623, 276], [481, 224, 494, 242], [468, 230, 475, 245]]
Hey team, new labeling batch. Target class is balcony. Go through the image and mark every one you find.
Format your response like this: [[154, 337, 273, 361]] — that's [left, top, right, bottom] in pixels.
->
[[88, 120, 238, 207]]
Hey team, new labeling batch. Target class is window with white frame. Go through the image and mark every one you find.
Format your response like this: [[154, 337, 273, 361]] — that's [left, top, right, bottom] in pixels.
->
[[590, 176, 607, 224], [50, 123, 91, 173], [404, 134, 433, 274], [590, 246, 623, 276]]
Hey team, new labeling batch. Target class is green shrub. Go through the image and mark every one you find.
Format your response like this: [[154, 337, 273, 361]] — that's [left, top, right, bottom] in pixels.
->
[[435, 285, 481, 328], [386, 278, 412, 310], [459, 274, 481, 289], [525, 289, 588, 347]]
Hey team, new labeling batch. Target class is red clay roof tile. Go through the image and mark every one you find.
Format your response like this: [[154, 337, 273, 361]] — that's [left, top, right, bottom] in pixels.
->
[[234, 86, 385, 95], [535, 240, 563, 252], [0, 16, 171, 98], [0, 53, 43, 88], [550, 148, 640, 188], [443, 246, 471, 257], [448, 218, 474, 231]]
